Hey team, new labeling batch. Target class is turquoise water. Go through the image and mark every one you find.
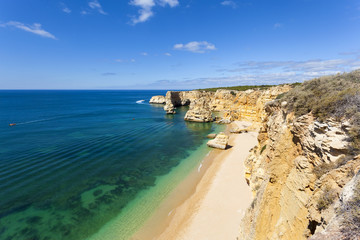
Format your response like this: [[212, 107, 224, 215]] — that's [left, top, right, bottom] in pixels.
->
[[0, 90, 220, 240]]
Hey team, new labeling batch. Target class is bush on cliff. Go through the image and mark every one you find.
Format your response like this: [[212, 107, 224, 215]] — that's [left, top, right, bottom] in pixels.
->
[[283, 70, 360, 150], [338, 180, 360, 240]]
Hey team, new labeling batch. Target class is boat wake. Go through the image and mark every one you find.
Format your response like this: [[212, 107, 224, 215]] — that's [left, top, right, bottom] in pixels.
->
[[9, 117, 61, 126], [136, 100, 145, 104]]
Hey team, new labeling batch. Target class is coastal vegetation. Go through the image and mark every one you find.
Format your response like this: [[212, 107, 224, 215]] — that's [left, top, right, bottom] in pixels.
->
[[197, 83, 300, 92], [338, 180, 360, 240], [281, 70, 360, 150]]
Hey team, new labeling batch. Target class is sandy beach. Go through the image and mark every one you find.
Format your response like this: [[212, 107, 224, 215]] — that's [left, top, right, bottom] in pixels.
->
[[134, 121, 258, 240]]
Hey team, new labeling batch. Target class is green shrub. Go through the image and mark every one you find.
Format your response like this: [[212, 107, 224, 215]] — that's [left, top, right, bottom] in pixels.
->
[[260, 145, 267, 154], [197, 84, 276, 92]]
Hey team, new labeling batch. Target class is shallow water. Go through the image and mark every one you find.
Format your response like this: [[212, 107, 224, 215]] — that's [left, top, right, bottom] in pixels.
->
[[0, 90, 220, 240]]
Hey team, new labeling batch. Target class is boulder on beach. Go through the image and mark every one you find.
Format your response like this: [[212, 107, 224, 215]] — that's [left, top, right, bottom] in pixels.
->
[[207, 132, 229, 150], [149, 95, 166, 104], [230, 127, 248, 134]]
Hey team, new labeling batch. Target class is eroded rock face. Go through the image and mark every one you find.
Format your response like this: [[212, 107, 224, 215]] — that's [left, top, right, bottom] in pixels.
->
[[184, 97, 213, 122], [239, 103, 359, 240], [149, 95, 166, 104], [163, 91, 213, 114], [161, 85, 291, 120], [218, 85, 292, 122], [207, 132, 229, 150], [291, 116, 350, 164]]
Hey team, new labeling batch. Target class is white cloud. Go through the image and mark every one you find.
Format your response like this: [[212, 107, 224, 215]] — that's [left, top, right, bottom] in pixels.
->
[[164, 52, 171, 56], [63, 7, 71, 13], [141, 52, 148, 56], [88, 0, 107, 15], [158, 0, 179, 7], [0, 21, 57, 39], [221, 1, 237, 8], [174, 41, 216, 53], [129, 0, 179, 24]]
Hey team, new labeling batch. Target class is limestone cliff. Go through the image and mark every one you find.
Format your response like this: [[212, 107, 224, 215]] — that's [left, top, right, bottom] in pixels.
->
[[239, 100, 360, 240], [184, 97, 213, 122], [163, 91, 213, 114], [162, 85, 291, 122], [149, 95, 166, 104]]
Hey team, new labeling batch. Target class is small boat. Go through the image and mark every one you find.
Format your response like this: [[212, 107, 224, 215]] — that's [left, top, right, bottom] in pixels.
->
[[9, 123, 16, 126]]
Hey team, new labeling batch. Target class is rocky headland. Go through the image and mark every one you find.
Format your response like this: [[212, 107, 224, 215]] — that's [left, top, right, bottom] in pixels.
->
[[149, 70, 360, 240], [149, 95, 166, 104]]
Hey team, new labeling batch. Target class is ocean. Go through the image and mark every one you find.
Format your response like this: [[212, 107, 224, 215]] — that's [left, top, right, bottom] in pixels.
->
[[0, 90, 222, 240]]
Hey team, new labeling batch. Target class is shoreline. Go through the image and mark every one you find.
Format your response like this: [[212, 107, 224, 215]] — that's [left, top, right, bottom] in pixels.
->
[[132, 121, 258, 240]]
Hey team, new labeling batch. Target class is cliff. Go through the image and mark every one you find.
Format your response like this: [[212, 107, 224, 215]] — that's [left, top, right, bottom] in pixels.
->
[[149, 95, 166, 104], [239, 70, 360, 239], [163, 85, 291, 122], [239, 101, 360, 239]]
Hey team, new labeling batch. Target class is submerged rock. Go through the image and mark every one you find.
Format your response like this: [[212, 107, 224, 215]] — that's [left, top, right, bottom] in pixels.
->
[[207, 133, 217, 139], [149, 95, 166, 104], [207, 132, 229, 150]]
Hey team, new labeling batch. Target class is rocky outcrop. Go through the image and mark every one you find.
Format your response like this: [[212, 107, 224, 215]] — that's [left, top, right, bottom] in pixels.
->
[[212, 86, 292, 122], [207, 132, 229, 150], [161, 85, 291, 121], [149, 95, 166, 104], [163, 91, 214, 114], [184, 97, 213, 122], [239, 101, 360, 240]]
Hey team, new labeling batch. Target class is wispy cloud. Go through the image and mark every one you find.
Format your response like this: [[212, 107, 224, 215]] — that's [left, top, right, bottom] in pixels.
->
[[115, 58, 136, 63], [88, 0, 107, 14], [174, 41, 216, 53], [139, 57, 360, 89], [164, 52, 172, 56], [141, 52, 148, 56], [221, 1, 237, 9], [102, 72, 117, 76], [129, 0, 179, 24], [0, 21, 57, 39], [218, 58, 360, 73], [273, 23, 283, 29], [60, 2, 71, 13], [63, 7, 71, 13]]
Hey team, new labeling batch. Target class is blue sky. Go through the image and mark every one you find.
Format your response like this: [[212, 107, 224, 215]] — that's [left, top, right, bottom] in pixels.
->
[[0, 0, 360, 89]]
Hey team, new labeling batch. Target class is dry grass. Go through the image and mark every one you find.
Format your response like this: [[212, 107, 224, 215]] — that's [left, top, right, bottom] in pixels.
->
[[338, 180, 360, 240], [317, 186, 337, 211], [283, 70, 360, 150]]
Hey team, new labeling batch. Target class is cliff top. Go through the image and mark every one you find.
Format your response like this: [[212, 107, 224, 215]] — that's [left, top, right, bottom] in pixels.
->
[[196, 83, 300, 92]]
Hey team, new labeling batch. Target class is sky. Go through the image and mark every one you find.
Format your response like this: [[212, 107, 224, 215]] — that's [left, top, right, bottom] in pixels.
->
[[0, 0, 360, 89]]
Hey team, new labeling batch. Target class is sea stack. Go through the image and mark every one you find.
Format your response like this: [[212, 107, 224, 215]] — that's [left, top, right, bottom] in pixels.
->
[[149, 95, 166, 104]]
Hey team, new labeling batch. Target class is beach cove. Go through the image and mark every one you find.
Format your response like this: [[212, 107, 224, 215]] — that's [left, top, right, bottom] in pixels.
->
[[133, 121, 258, 240]]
